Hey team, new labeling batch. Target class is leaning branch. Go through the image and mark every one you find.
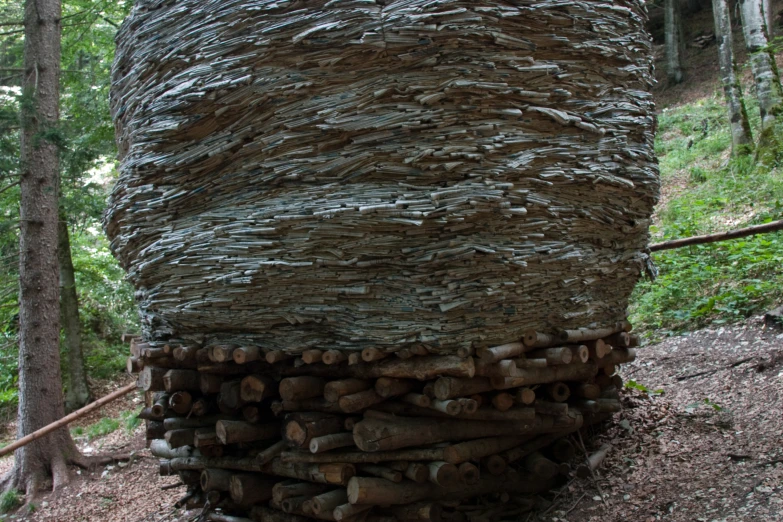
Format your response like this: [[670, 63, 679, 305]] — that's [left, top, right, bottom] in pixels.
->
[[649, 219, 783, 252], [0, 382, 136, 458]]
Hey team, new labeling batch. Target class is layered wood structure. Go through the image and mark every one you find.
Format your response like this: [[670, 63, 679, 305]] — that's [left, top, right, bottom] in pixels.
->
[[111, 0, 657, 519], [135, 325, 638, 521]]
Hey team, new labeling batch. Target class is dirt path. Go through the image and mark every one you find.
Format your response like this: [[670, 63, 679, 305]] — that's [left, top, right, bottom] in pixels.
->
[[1, 316, 781, 521], [543, 315, 783, 522]]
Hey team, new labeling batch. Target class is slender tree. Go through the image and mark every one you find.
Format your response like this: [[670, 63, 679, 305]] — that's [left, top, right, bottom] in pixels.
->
[[665, 0, 685, 84], [739, 0, 783, 159], [59, 216, 91, 412], [712, 0, 754, 155], [2, 0, 81, 494]]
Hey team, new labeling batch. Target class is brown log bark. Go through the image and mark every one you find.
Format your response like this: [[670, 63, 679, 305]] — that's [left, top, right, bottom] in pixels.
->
[[220, 380, 246, 410], [559, 322, 630, 343], [545, 382, 571, 403], [164, 415, 229, 430], [442, 436, 531, 465], [194, 428, 219, 448], [241, 375, 278, 403], [361, 348, 388, 362], [216, 421, 280, 445], [401, 393, 431, 408], [332, 504, 373, 522], [323, 379, 372, 403], [352, 416, 539, 452], [213, 345, 237, 363], [201, 468, 233, 491], [526, 347, 572, 365], [404, 462, 430, 483], [280, 377, 328, 401], [433, 377, 493, 401], [322, 350, 347, 365], [522, 452, 558, 479], [572, 383, 601, 400], [256, 440, 287, 465], [311, 489, 349, 515], [457, 398, 477, 414], [391, 502, 442, 522], [428, 461, 459, 487], [477, 342, 528, 363], [169, 391, 193, 415], [273, 399, 344, 415], [201, 374, 224, 395], [359, 464, 402, 482], [491, 362, 598, 389], [281, 447, 445, 464], [338, 389, 385, 413], [570, 345, 589, 363], [230, 473, 276, 505], [457, 462, 479, 485], [267, 350, 293, 364], [310, 433, 356, 454], [152, 393, 170, 417], [150, 439, 195, 459], [284, 413, 344, 448], [429, 399, 462, 416], [532, 400, 568, 416], [272, 482, 330, 504], [514, 388, 536, 405], [513, 357, 547, 369], [233, 346, 262, 364], [374, 378, 416, 398], [139, 366, 167, 391], [522, 331, 560, 349], [491, 393, 514, 412], [302, 350, 324, 365], [474, 359, 516, 378], [484, 455, 506, 475], [166, 428, 196, 448]]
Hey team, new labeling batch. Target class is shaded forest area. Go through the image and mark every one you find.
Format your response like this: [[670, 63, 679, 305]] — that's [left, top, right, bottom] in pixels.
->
[[0, 0, 782, 519]]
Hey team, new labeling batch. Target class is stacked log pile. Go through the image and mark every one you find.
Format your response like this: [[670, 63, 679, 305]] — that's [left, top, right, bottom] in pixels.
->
[[134, 323, 638, 521]]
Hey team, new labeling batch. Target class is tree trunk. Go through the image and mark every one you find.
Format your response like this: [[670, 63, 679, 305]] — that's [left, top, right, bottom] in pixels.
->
[[6, 0, 82, 495], [740, 0, 783, 156], [762, 0, 773, 38], [665, 0, 685, 84], [59, 218, 91, 412]]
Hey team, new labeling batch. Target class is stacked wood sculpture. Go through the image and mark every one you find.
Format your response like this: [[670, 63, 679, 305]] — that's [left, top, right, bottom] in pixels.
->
[[108, 0, 658, 520]]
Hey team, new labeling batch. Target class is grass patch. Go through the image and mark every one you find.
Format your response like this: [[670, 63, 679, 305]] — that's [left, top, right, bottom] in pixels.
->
[[71, 409, 142, 442], [630, 91, 783, 337], [0, 489, 21, 513]]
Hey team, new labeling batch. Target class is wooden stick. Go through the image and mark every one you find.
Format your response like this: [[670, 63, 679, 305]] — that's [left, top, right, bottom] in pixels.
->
[[0, 382, 136, 458], [576, 443, 612, 478], [478, 342, 528, 363], [310, 433, 356, 454], [650, 219, 783, 251]]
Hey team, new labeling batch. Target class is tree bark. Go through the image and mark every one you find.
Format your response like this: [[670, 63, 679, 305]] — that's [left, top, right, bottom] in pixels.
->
[[665, 0, 685, 84], [713, 0, 754, 154], [59, 218, 91, 412], [740, 0, 783, 154], [6, 0, 83, 495]]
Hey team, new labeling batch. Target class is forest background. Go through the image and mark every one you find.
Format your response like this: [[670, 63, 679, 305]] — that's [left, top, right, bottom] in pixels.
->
[[0, 0, 781, 478]]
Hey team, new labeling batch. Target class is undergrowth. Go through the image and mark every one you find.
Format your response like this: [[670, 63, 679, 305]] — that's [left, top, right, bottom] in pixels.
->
[[630, 92, 783, 338], [70, 409, 141, 442]]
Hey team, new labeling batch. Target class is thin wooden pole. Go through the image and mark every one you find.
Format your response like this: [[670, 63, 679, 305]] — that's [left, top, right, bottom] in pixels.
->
[[649, 219, 783, 252], [0, 382, 137, 458]]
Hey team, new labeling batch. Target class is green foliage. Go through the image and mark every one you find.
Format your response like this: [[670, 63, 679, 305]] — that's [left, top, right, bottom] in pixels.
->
[[0, 490, 21, 514], [84, 417, 120, 441], [625, 380, 664, 395], [71, 410, 140, 442], [120, 409, 141, 434], [631, 92, 783, 337]]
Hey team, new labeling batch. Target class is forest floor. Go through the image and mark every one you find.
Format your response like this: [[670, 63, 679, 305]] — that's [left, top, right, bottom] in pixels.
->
[[1, 314, 781, 521]]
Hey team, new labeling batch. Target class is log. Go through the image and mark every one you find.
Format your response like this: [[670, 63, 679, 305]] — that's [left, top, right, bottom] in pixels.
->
[[501, 430, 578, 464], [545, 382, 571, 403], [550, 439, 576, 463], [310, 433, 356, 454], [332, 504, 373, 522], [522, 331, 560, 349], [474, 359, 517, 378], [514, 388, 536, 405], [351, 356, 475, 380], [491, 393, 514, 412], [352, 417, 539, 452], [322, 350, 347, 365], [359, 464, 402, 482], [272, 482, 330, 504], [559, 322, 630, 343], [216, 421, 280, 445], [605, 331, 630, 348], [522, 452, 558, 479], [576, 443, 612, 478], [233, 346, 262, 364], [273, 399, 343, 415], [164, 415, 229, 430], [150, 439, 194, 459], [311, 489, 349, 515], [442, 436, 530, 465], [201, 374, 224, 395], [267, 350, 293, 364], [373, 401, 535, 422], [338, 389, 385, 414], [478, 342, 528, 364], [374, 378, 416, 398], [429, 399, 462, 416], [361, 347, 388, 363], [484, 455, 506, 475], [347, 474, 552, 505], [401, 393, 431, 408], [230, 473, 276, 505], [280, 377, 327, 402], [146, 420, 165, 440], [300, 349, 323, 365], [152, 393, 170, 417], [281, 496, 308, 514], [572, 383, 601, 400], [585, 339, 611, 359], [243, 405, 262, 423], [169, 391, 193, 415], [532, 400, 568, 416], [513, 357, 547, 369], [404, 463, 430, 483], [201, 468, 233, 491], [596, 348, 636, 367], [219, 380, 245, 410], [457, 398, 477, 414], [433, 377, 493, 401], [281, 448, 445, 464], [213, 345, 237, 363], [194, 428, 219, 448], [166, 428, 195, 448], [650, 219, 783, 251], [457, 462, 479, 485], [241, 375, 278, 403], [570, 345, 589, 363], [139, 367, 167, 391], [127, 357, 143, 373], [526, 347, 572, 365], [257, 440, 288, 465], [428, 461, 459, 487], [391, 502, 442, 522], [324, 379, 372, 403], [284, 414, 344, 448], [491, 362, 598, 389]]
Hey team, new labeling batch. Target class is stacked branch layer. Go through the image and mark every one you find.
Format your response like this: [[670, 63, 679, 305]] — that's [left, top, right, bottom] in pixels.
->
[[135, 324, 638, 521], [106, 0, 658, 352]]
